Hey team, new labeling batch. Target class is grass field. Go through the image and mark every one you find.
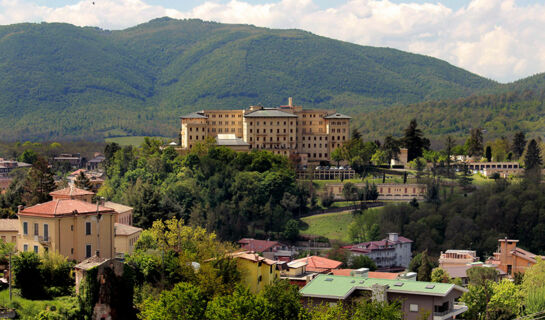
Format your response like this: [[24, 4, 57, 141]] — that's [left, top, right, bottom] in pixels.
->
[[0, 289, 78, 319], [104, 136, 172, 146], [300, 211, 355, 243]]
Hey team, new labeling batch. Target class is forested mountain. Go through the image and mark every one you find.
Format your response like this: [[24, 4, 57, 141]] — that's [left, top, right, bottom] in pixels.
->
[[0, 17, 496, 140], [353, 85, 545, 145]]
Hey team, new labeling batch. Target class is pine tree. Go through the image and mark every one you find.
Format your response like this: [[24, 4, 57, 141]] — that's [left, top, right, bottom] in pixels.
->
[[467, 128, 484, 158], [525, 139, 542, 170], [22, 157, 56, 205], [417, 250, 432, 281], [75, 171, 92, 190], [403, 119, 428, 161], [485, 145, 492, 161], [445, 136, 454, 177], [512, 131, 526, 158]]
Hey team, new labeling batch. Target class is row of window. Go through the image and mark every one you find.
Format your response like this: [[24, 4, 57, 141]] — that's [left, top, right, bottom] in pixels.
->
[[249, 121, 294, 126], [25, 243, 94, 258], [251, 136, 293, 142], [22, 221, 93, 239], [250, 128, 293, 134], [209, 114, 242, 118], [209, 121, 242, 126]]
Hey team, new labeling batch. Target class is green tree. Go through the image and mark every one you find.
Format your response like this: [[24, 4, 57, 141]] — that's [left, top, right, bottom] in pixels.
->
[[205, 286, 272, 320], [403, 119, 428, 161], [74, 171, 92, 190], [13, 252, 46, 299], [486, 279, 524, 319], [467, 267, 498, 286], [467, 128, 484, 158], [524, 139, 543, 171], [485, 146, 492, 162], [417, 250, 432, 281], [260, 280, 309, 320], [382, 136, 400, 167], [17, 149, 38, 165], [22, 157, 56, 206], [430, 267, 450, 283], [460, 283, 491, 320], [349, 255, 377, 271], [342, 182, 359, 202], [138, 282, 207, 320], [521, 258, 545, 294], [445, 136, 455, 177], [512, 131, 526, 158], [283, 219, 300, 242], [331, 147, 345, 167]]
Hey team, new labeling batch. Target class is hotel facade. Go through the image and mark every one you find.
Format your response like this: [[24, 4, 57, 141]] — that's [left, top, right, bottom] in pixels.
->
[[180, 98, 351, 163]]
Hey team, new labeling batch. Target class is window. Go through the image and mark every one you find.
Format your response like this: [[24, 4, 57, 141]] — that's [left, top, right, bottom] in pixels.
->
[[86, 244, 92, 258], [23, 244, 28, 252], [409, 304, 419, 312], [23, 222, 28, 235], [86, 222, 91, 235], [33, 246, 38, 254], [44, 224, 49, 241], [34, 223, 38, 236]]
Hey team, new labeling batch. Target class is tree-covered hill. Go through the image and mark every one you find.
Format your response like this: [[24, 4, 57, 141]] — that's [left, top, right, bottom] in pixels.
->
[[0, 17, 497, 140], [353, 86, 545, 145]]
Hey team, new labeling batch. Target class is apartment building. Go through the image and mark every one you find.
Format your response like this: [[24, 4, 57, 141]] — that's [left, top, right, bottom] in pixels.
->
[[180, 98, 351, 163], [344, 233, 413, 271]]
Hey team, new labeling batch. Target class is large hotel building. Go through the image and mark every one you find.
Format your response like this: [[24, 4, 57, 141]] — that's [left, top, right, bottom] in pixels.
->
[[180, 98, 351, 163]]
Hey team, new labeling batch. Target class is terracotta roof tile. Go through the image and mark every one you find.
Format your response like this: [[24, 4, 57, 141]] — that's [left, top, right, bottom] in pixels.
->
[[115, 223, 142, 236], [50, 186, 95, 197], [238, 238, 283, 253], [19, 199, 115, 217], [291, 256, 343, 273]]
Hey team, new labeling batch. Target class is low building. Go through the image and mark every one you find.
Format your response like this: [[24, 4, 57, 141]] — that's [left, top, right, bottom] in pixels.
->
[[344, 233, 412, 271], [215, 134, 250, 152], [486, 238, 541, 277], [54, 153, 83, 169], [87, 154, 105, 171], [230, 251, 281, 294], [280, 260, 318, 287], [289, 256, 343, 274], [441, 263, 507, 286], [325, 183, 426, 201], [105, 202, 134, 226], [300, 274, 468, 320], [439, 250, 479, 268], [17, 199, 117, 261], [237, 238, 293, 261], [0, 159, 31, 178], [114, 223, 142, 257], [0, 219, 18, 245], [390, 148, 409, 167]]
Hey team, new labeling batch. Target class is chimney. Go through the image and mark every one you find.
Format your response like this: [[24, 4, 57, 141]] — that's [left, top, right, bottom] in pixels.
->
[[288, 97, 293, 107], [351, 268, 369, 278], [17, 205, 24, 214], [388, 233, 398, 242]]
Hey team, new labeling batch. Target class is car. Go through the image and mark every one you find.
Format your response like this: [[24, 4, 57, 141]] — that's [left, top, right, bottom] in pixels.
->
[[339, 166, 345, 170], [315, 166, 321, 170], [330, 166, 338, 170]]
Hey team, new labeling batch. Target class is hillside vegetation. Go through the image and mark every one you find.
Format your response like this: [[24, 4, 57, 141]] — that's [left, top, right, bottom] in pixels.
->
[[0, 17, 496, 140]]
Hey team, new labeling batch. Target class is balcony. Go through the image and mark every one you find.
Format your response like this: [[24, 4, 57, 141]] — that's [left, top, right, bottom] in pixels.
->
[[35, 235, 51, 246], [433, 303, 468, 320]]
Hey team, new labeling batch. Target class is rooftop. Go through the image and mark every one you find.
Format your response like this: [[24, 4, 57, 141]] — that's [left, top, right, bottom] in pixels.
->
[[19, 199, 115, 218], [104, 201, 133, 214], [238, 238, 282, 253], [0, 219, 18, 232], [115, 223, 142, 236], [180, 111, 207, 119], [216, 134, 250, 146], [244, 109, 298, 118], [74, 256, 109, 270], [290, 256, 343, 273], [50, 186, 95, 197], [300, 274, 466, 299], [323, 113, 352, 119], [230, 251, 277, 265], [330, 269, 401, 280]]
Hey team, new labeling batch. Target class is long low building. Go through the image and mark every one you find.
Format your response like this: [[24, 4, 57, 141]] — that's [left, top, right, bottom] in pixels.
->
[[325, 183, 427, 201], [300, 274, 468, 320]]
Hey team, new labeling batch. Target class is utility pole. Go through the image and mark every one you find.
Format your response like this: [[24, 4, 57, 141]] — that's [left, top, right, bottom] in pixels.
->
[[9, 251, 12, 301]]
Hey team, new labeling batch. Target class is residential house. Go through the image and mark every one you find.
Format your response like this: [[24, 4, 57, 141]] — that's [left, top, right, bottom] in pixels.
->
[[300, 274, 468, 320], [0, 219, 18, 245], [53, 154, 83, 169], [87, 153, 105, 171], [441, 263, 507, 286], [279, 260, 318, 288], [238, 238, 294, 261], [230, 251, 281, 294], [0, 159, 31, 178], [114, 223, 142, 257], [486, 238, 541, 277], [50, 186, 95, 202], [331, 269, 409, 280], [344, 233, 412, 271], [289, 256, 343, 274], [104, 202, 134, 226], [17, 199, 116, 261]]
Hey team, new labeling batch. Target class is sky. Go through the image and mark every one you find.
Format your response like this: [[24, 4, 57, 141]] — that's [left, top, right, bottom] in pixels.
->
[[1, 0, 544, 83]]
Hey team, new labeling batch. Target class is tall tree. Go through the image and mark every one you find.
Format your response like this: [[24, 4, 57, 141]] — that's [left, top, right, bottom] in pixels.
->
[[22, 157, 56, 205], [402, 119, 428, 161], [485, 145, 492, 162], [382, 136, 400, 167], [417, 250, 433, 281], [445, 136, 454, 177], [467, 128, 484, 158], [524, 139, 543, 171], [512, 131, 526, 158], [75, 171, 92, 190]]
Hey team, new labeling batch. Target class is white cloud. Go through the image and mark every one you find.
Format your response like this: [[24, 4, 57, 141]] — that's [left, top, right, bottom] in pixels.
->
[[0, 0, 544, 82]]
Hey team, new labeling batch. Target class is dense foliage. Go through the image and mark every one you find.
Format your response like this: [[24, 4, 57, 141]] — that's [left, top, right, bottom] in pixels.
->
[[99, 140, 311, 240], [0, 18, 498, 141]]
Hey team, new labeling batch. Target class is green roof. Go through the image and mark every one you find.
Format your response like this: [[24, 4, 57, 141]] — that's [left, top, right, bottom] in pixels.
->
[[300, 274, 465, 299], [244, 109, 298, 118]]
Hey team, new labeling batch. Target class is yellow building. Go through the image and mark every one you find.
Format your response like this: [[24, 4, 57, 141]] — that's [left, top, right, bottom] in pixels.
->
[[0, 219, 18, 245], [230, 251, 281, 294], [180, 98, 351, 163], [114, 223, 142, 257], [104, 201, 134, 226], [17, 199, 116, 261]]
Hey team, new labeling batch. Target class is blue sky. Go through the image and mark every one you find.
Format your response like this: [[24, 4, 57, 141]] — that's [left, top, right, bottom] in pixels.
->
[[1, 0, 544, 82]]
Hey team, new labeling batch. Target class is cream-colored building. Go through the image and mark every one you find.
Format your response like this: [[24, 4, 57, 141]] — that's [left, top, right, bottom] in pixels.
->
[[180, 98, 351, 163], [114, 223, 142, 257], [0, 219, 18, 245], [17, 199, 116, 261], [325, 183, 427, 201], [104, 202, 134, 226]]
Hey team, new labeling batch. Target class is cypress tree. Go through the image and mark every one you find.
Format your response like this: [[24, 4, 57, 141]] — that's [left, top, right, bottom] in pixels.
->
[[525, 139, 543, 171], [513, 131, 526, 158], [75, 171, 92, 190], [22, 157, 56, 205]]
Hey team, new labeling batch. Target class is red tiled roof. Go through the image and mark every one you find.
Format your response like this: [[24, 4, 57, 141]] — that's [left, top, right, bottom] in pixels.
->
[[291, 256, 343, 273], [19, 199, 115, 217], [330, 269, 401, 279], [345, 235, 413, 253], [238, 238, 282, 253], [70, 169, 87, 176], [229, 251, 277, 265], [50, 186, 95, 196]]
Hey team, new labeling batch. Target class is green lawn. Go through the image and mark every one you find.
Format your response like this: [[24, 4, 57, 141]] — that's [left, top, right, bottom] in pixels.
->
[[0, 289, 79, 319], [104, 136, 172, 146], [300, 211, 355, 243]]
